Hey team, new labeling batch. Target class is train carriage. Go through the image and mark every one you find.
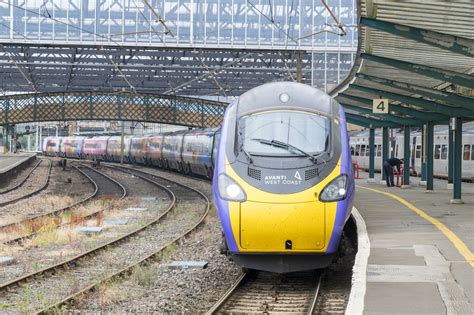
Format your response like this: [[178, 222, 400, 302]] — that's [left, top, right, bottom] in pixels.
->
[[106, 136, 132, 162], [130, 136, 150, 164], [181, 128, 219, 178], [147, 134, 166, 167], [350, 124, 474, 180], [161, 131, 187, 172], [42, 137, 61, 157], [213, 82, 355, 273], [60, 136, 85, 158], [83, 136, 109, 161]]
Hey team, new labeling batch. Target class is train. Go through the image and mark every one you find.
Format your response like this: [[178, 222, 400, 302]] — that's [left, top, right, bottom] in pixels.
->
[[42, 128, 220, 179], [41, 82, 356, 274], [213, 82, 355, 273], [350, 124, 474, 180]]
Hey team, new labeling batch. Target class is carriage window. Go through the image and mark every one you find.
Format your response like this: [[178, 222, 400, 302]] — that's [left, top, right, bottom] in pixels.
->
[[434, 145, 441, 159], [415, 145, 421, 159], [366, 145, 371, 157], [355, 145, 360, 156], [360, 145, 366, 157], [350, 146, 355, 156], [439, 145, 446, 160], [376, 145, 382, 157], [471, 145, 474, 161], [464, 145, 471, 160]]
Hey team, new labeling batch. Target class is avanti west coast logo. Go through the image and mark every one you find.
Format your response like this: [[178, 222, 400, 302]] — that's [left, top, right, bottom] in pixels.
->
[[263, 171, 302, 185]]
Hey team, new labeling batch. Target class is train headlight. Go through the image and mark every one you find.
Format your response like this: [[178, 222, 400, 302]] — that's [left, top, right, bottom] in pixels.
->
[[218, 174, 246, 202], [319, 174, 349, 202]]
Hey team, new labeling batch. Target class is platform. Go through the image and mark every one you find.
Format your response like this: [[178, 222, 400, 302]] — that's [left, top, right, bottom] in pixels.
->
[[351, 172, 473, 314], [0, 153, 37, 183]]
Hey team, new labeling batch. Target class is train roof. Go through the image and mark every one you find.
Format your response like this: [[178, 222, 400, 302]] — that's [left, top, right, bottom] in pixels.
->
[[234, 81, 334, 117]]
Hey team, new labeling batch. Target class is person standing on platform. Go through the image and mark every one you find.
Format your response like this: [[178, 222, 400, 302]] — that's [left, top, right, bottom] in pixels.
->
[[383, 157, 403, 187]]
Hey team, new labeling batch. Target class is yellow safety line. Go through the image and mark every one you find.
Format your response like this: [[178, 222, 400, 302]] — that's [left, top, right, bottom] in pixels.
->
[[357, 185, 474, 267]]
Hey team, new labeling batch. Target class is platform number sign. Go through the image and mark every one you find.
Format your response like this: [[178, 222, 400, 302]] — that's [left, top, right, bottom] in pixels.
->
[[373, 99, 389, 114]]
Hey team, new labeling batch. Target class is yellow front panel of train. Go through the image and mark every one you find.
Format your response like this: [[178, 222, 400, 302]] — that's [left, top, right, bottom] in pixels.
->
[[240, 201, 325, 250]]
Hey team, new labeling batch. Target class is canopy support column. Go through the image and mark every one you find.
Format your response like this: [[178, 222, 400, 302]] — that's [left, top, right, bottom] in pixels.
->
[[381, 127, 389, 183], [451, 117, 463, 204], [447, 122, 454, 189], [420, 125, 427, 186], [426, 122, 434, 192], [368, 127, 376, 183], [402, 126, 411, 188]]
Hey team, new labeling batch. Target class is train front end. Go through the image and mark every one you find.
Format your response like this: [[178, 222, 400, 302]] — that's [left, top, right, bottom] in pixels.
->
[[212, 82, 354, 273]]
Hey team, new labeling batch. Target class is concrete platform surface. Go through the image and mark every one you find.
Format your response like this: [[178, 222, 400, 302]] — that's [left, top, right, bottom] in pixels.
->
[[0, 153, 36, 174], [354, 172, 473, 314]]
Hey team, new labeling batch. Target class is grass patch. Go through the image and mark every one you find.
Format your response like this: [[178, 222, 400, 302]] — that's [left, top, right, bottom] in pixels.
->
[[131, 265, 156, 288], [31, 222, 79, 247]]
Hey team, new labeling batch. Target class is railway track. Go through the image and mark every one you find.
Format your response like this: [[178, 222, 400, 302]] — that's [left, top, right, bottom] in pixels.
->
[[0, 158, 52, 207], [0, 166, 209, 314], [0, 164, 126, 245], [207, 271, 322, 314], [74, 164, 127, 200], [0, 159, 42, 194]]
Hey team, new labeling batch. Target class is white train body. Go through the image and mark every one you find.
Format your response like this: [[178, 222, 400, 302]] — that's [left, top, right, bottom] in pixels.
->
[[350, 124, 474, 181]]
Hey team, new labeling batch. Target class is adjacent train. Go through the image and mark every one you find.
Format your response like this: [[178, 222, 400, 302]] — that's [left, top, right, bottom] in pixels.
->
[[350, 124, 474, 180], [42, 128, 220, 178], [213, 82, 355, 273]]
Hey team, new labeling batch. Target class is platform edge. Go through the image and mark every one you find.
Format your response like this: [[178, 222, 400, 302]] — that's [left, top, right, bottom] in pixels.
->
[[345, 206, 370, 315]]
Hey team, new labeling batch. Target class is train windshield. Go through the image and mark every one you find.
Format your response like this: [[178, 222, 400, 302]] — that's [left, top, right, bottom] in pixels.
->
[[240, 110, 330, 157]]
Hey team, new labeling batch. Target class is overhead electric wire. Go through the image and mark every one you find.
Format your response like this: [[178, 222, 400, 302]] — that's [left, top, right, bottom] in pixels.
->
[[246, 0, 298, 44], [132, 0, 164, 42], [6, 2, 147, 93], [0, 22, 38, 92], [141, 0, 175, 37], [197, 50, 228, 97]]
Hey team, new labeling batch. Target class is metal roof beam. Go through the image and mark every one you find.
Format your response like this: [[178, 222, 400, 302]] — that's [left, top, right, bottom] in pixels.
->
[[356, 73, 474, 110], [360, 17, 474, 57], [338, 93, 448, 121], [346, 117, 370, 128], [350, 84, 474, 117], [361, 53, 474, 89], [344, 113, 401, 128], [341, 103, 422, 126]]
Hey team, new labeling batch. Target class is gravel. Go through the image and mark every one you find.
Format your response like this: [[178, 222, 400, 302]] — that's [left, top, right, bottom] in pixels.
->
[[0, 159, 39, 193], [73, 166, 242, 314], [0, 160, 92, 229], [0, 168, 186, 313], [0, 159, 51, 207], [0, 166, 170, 286]]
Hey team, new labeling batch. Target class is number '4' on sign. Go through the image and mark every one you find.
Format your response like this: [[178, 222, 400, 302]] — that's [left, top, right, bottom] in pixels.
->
[[373, 99, 389, 114]]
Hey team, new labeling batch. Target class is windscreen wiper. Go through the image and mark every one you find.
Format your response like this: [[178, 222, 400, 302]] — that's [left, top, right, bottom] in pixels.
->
[[251, 138, 318, 164], [240, 144, 253, 164]]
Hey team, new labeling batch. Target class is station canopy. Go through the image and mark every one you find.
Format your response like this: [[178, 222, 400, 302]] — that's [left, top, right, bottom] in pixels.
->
[[331, 0, 474, 127], [0, 1, 358, 97]]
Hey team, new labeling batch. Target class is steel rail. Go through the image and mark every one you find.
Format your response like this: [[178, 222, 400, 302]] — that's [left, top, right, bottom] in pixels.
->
[[0, 159, 42, 194], [0, 169, 175, 292], [0, 158, 52, 207], [77, 163, 127, 199], [205, 273, 248, 315], [35, 166, 210, 314], [206, 271, 323, 314], [0, 163, 128, 245]]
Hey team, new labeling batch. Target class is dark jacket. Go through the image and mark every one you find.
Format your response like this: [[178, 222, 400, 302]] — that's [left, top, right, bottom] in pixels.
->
[[386, 157, 402, 172]]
